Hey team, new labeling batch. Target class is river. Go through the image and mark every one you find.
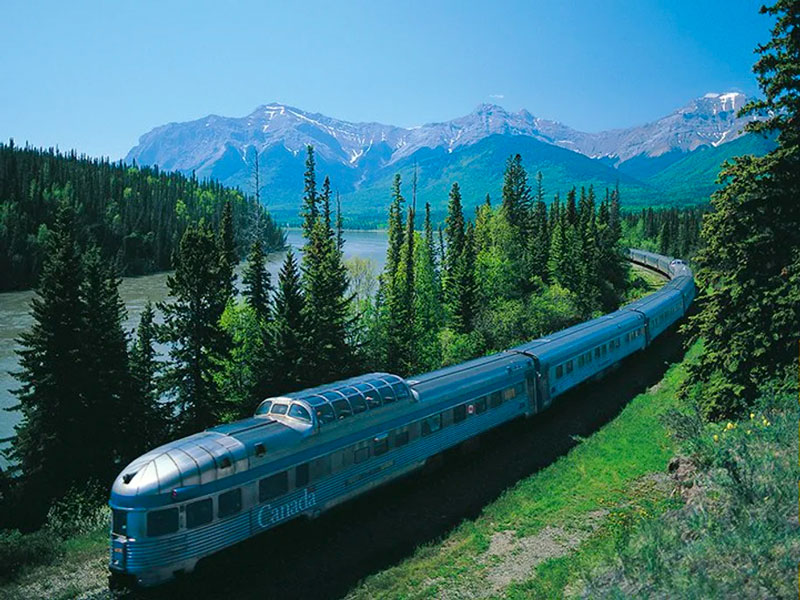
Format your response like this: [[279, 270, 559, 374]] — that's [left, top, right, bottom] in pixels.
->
[[0, 230, 388, 467]]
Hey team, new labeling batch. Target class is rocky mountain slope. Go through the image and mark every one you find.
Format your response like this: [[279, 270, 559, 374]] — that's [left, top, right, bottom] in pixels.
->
[[126, 93, 765, 222]]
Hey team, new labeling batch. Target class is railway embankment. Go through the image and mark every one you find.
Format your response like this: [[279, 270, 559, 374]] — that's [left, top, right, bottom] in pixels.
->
[[344, 341, 798, 599]]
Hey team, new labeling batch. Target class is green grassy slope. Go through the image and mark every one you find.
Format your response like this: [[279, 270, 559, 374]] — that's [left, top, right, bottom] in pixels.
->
[[646, 133, 777, 202]]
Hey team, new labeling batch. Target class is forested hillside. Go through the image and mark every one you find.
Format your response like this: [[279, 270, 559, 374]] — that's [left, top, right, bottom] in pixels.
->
[[0, 141, 285, 291]]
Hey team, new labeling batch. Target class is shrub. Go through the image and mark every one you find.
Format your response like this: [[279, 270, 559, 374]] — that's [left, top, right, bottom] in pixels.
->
[[0, 528, 62, 580]]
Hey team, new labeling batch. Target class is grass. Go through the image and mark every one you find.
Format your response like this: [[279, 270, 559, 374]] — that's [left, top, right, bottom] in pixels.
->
[[345, 343, 700, 599]]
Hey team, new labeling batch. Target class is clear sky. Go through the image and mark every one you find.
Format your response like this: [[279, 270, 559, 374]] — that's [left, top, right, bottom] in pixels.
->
[[0, 0, 772, 160]]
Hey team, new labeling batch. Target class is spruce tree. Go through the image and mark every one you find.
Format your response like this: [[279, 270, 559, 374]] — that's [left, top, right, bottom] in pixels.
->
[[270, 249, 307, 394], [242, 238, 272, 321], [130, 301, 167, 448], [385, 174, 406, 283], [687, 0, 800, 417], [10, 193, 89, 521], [159, 224, 229, 434], [301, 145, 318, 238], [219, 200, 237, 298], [443, 182, 465, 310], [451, 221, 478, 333]]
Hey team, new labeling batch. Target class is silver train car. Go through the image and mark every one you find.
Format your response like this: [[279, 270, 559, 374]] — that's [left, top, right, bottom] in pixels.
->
[[109, 249, 695, 586]]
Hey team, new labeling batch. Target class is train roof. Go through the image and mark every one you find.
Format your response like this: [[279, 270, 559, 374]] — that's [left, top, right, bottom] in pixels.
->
[[509, 309, 644, 365], [409, 352, 531, 401]]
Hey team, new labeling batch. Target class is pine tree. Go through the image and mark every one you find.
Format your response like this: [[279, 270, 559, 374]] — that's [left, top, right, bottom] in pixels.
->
[[242, 238, 272, 321], [9, 193, 90, 521], [686, 0, 800, 417], [159, 224, 230, 434], [336, 192, 344, 252], [385, 174, 406, 284], [218, 200, 237, 299], [301, 145, 318, 238], [443, 182, 465, 310], [451, 222, 478, 333], [270, 249, 307, 394], [130, 301, 167, 448]]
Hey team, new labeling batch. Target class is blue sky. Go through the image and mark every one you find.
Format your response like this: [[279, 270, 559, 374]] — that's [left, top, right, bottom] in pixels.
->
[[0, 0, 771, 160]]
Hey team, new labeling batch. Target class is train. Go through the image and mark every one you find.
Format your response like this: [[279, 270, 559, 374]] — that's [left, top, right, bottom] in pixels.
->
[[108, 248, 695, 586]]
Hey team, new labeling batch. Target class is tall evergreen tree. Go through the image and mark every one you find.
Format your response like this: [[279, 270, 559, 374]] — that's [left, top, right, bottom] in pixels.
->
[[9, 194, 91, 521], [443, 182, 465, 309], [219, 199, 237, 298], [686, 0, 800, 417], [270, 249, 308, 394], [450, 221, 478, 333], [159, 224, 230, 434], [242, 238, 272, 321], [385, 174, 406, 284], [301, 145, 318, 238], [130, 301, 167, 448]]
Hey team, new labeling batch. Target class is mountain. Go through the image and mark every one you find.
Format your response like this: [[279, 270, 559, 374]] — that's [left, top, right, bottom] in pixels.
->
[[126, 93, 765, 222], [645, 132, 777, 201]]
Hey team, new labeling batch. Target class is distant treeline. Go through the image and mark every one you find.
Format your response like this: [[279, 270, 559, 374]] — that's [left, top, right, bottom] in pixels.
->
[[621, 206, 705, 260], [0, 140, 285, 291]]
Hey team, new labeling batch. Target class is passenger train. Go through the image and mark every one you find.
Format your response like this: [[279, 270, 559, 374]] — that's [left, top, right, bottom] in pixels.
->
[[108, 248, 695, 586]]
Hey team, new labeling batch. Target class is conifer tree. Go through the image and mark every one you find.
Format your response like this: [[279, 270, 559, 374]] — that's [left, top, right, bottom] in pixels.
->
[[159, 224, 230, 434], [10, 193, 92, 520], [451, 221, 478, 333], [242, 238, 272, 321], [130, 300, 167, 447], [336, 192, 344, 252], [385, 174, 406, 284], [443, 182, 465, 308], [219, 200, 237, 299], [270, 249, 307, 394], [687, 0, 800, 417], [301, 145, 318, 238]]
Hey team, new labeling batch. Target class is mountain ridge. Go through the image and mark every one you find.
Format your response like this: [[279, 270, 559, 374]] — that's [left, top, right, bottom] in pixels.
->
[[126, 93, 766, 221]]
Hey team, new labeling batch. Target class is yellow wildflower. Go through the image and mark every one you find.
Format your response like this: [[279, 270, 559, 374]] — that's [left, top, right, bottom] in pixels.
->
[[725, 422, 735, 431], [713, 434, 719, 442], [750, 413, 755, 419]]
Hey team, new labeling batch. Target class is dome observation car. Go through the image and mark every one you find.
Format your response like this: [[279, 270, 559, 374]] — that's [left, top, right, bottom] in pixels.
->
[[254, 373, 413, 430]]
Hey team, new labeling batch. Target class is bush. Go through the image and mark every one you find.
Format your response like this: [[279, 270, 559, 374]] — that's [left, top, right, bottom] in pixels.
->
[[45, 482, 109, 539], [0, 528, 62, 580]]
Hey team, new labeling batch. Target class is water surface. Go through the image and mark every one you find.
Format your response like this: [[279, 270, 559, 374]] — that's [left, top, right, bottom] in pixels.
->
[[0, 230, 388, 467]]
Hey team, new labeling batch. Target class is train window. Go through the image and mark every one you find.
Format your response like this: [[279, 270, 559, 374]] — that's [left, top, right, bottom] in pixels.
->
[[601, 345, 607, 356], [315, 404, 336, 424], [348, 393, 368, 414], [218, 489, 241, 518], [475, 397, 487, 414], [112, 510, 127, 536], [354, 446, 370, 464], [566, 360, 574, 374], [393, 383, 410, 401], [394, 429, 410, 447], [311, 455, 332, 480], [594, 347, 601, 359], [364, 393, 382, 409], [503, 387, 516, 401], [514, 383, 525, 396], [578, 355, 584, 367], [585, 352, 592, 363], [556, 365, 563, 378], [373, 435, 389, 456], [260, 472, 289, 501], [255, 442, 266, 457], [255, 400, 272, 415], [421, 414, 442, 436], [186, 498, 213, 529], [331, 399, 352, 419], [453, 404, 467, 423], [615, 338, 621, 349], [289, 404, 312, 422], [490, 391, 503, 408], [147, 508, 178, 537], [295, 463, 310, 487], [271, 403, 289, 415]]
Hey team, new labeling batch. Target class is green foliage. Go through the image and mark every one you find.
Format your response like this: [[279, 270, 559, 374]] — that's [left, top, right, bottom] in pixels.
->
[[0, 141, 284, 291], [159, 223, 231, 434], [7, 195, 162, 526], [269, 249, 308, 394], [686, 0, 800, 418], [0, 528, 60, 580], [215, 301, 269, 420], [242, 238, 272, 321]]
